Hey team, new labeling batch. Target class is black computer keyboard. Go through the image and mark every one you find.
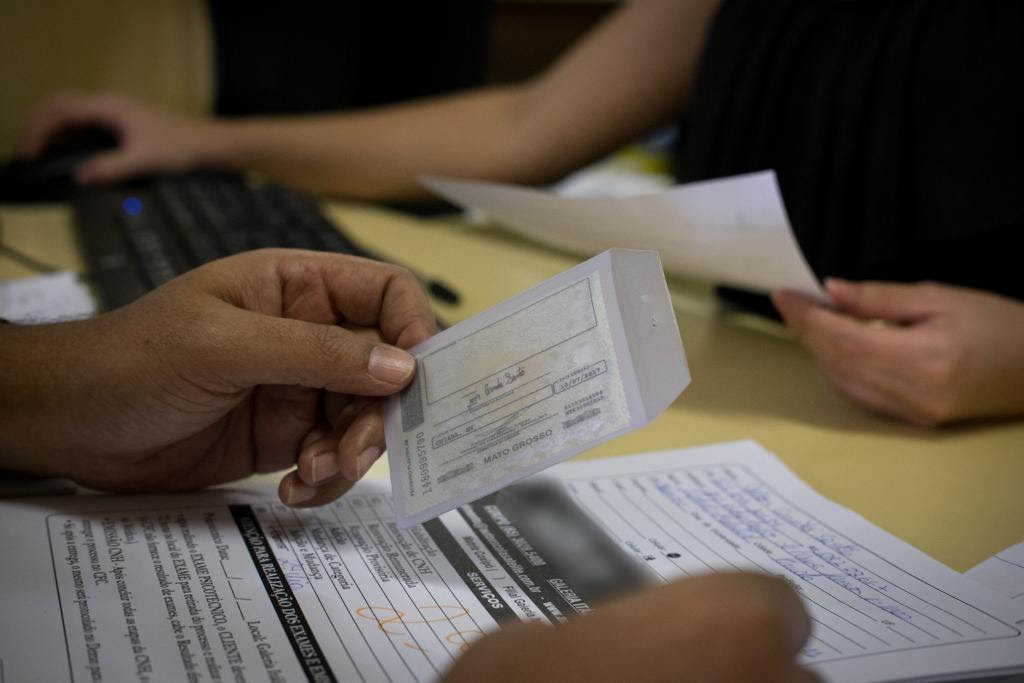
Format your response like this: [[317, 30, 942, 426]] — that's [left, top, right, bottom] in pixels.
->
[[71, 172, 457, 310]]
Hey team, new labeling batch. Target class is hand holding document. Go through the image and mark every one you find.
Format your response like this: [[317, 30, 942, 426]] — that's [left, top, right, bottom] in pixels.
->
[[384, 249, 690, 527], [423, 170, 828, 301]]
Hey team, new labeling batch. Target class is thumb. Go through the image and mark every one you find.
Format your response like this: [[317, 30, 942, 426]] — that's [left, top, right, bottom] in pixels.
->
[[205, 310, 417, 395], [825, 278, 940, 323], [74, 149, 137, 185]]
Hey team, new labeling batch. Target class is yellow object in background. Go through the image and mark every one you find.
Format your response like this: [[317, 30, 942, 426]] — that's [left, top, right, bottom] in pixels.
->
[[0, 0, 213, 156]]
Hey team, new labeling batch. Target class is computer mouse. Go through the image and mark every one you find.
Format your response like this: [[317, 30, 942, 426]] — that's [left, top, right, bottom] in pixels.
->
[[0, 126, 120, 202]]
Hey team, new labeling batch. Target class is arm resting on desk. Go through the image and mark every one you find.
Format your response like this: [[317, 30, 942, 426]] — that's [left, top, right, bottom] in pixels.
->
[[18, 0, 720, 200]]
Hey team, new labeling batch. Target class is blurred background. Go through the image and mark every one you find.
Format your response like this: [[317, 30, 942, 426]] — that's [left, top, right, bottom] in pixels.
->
[[0, 0, 618, 157]]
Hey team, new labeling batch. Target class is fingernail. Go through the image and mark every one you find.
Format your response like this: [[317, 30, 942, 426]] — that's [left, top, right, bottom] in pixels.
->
[[311, 451, 339, 484], [356, 446, 381, 480], [368, 345, 415, 384], [284, 480, 316, 505]]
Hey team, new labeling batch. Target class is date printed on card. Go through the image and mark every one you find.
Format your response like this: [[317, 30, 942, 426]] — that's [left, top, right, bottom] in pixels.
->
[[385, 249, 690, 527]]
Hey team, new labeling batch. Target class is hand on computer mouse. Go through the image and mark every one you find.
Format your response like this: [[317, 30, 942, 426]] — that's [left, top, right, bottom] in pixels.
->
[[0, 249, 436, 505], [19, 91, 219, 184]]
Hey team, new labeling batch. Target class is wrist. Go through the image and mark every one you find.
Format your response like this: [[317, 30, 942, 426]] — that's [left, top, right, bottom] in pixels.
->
[[195, 117, 276, 172], [192, 117, 246, 170], [0, 321, 94, 477]]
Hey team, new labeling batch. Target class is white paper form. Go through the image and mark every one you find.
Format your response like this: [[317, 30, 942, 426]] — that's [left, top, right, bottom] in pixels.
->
[[384, 249, 689, 528], [2, 443, 1021, 683], [966, 542, 1024, 622], [552, 442, 1024, 683], [0, 486, 509, 683], [423, 171, 828, 300]]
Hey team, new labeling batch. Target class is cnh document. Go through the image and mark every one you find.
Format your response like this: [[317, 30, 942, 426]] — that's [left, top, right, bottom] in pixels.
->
[[384, 249, 689, 527], [1, 441, 1021, 682]]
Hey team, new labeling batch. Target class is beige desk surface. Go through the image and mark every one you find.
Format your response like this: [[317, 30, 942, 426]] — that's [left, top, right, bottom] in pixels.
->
[[1, 201, 1022, 573]]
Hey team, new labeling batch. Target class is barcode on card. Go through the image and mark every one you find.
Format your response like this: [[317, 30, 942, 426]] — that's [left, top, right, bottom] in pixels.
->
[[401, 373, 425, 432]]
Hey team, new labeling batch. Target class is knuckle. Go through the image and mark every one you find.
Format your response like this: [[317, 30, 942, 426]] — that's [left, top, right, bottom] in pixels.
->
[[917, 338, 961, 392], [829, 329, 863, 360], [307, 324, 343, 364], [921, 356, 956, 391], [383, 262, 418, 286]]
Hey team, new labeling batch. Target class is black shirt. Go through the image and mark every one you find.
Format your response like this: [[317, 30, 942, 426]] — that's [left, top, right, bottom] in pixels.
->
[[674, 0, 1024, 300]]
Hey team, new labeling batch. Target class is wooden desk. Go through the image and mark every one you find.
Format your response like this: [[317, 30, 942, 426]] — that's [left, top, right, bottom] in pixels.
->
[[1, 201, 1022, 572]]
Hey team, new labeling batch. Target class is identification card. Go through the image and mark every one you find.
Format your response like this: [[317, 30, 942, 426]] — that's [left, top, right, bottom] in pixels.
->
[[384, 249, 689, 527]]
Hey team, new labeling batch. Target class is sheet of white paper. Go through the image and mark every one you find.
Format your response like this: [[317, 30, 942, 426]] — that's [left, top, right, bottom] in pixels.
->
[[966, 542, 1024, 621], [552, 442, 1024, 683], [384, 249, 689, 528], [1, 441, 1021, 683], [0, 271, 95, 323], [423, 171, 828, 300]]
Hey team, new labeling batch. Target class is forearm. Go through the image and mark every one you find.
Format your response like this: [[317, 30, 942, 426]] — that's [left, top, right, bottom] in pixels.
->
[[199, 0, 720, 200], [0, 321, 94, 475], [0, 314, 150, 484], [203, 86, 559, 200]]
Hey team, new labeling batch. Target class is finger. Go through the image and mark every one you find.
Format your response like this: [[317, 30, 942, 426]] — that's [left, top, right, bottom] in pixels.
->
[[19, 93, 120, 159], [75, 149, 140, 185], [278, 470, 355, 507], [776, 291, 942, 423], [568, 572, 810, 680], [735, 573, 811, 657], [772, 289, 823, 341], [776, 291, 911, 397], [19, 93, 85, 158], [296, 432, 343, 486], [606, 572, 811, 652], [215, 251, 438, 349], [338, 403, 386, 482], [319, 259, 438, 349], [774, 290, 904, 369], [204, 305, 417, 395], [325, 393, 369, 432], [250, 384, 321, 473], [825, 278, 942, 323], [824, 370, 913, 422], [342, 324, 385, 344], [301, 425, 334, 451]]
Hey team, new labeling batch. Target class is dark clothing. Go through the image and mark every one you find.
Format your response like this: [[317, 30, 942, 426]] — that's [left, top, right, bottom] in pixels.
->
[[674, 0, 1024, 300]]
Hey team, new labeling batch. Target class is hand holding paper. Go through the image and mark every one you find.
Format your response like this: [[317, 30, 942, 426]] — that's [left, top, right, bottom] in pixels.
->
[[423, 170, 828, 301]]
